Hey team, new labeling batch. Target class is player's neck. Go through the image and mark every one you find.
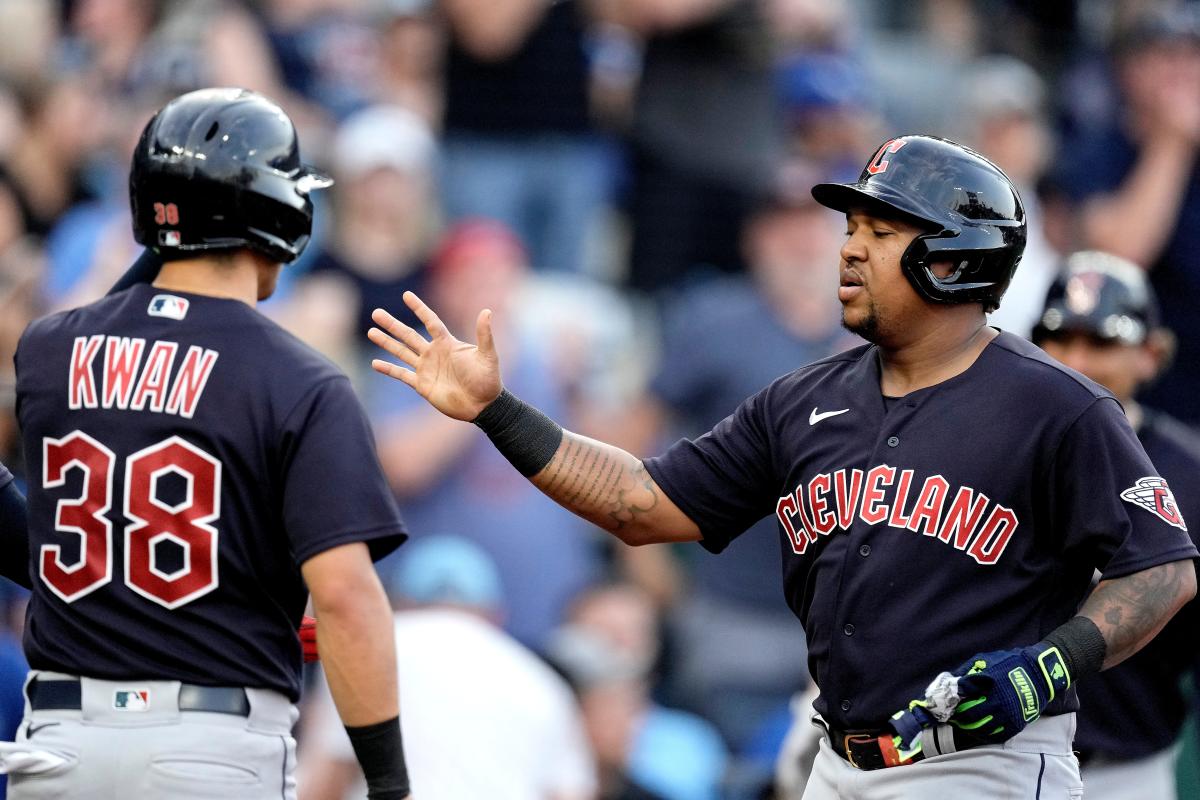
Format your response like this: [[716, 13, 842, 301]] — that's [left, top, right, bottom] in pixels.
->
[[152, 255, 263, 306], [877, 318, 996, 397]]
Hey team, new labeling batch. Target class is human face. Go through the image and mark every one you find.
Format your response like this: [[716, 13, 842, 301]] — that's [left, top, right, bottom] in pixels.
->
[[1039, 332, 1152, 403], [838, 210, 932, 343]]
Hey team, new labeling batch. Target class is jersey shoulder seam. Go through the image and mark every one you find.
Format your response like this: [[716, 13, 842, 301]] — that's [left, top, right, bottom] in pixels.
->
[[988, 335, 1113, 401]]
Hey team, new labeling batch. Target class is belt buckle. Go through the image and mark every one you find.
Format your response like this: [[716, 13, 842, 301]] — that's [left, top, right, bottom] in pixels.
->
[[843, 733, 875, 769]]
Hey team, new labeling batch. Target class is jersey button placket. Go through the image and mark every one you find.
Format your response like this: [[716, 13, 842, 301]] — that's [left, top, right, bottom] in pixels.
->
[[858, 544, 871, 557], [843, 623, 855, 636], [887, 435, 899, 447]]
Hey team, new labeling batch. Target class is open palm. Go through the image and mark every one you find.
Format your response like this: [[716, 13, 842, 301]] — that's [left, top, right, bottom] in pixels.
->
[[368, 291, 502, 421]]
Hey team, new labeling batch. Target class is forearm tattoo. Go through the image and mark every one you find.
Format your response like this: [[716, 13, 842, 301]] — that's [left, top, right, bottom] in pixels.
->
[[533, 432, 660, 533], [1079, 560, 1192, 670]]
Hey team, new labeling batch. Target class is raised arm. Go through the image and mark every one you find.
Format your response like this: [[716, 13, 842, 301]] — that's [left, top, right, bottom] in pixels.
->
[[368, 293, 701, 547]]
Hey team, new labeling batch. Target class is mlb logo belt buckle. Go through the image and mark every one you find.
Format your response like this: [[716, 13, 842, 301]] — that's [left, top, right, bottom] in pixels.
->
[[112, 689, 151, 711]]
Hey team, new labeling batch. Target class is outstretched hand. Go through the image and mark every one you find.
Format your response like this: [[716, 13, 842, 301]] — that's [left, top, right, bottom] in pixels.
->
[[368, 291, 502, 422]]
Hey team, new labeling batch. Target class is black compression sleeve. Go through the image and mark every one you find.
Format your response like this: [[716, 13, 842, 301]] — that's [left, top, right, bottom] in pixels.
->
[[1041, 615, 1107, 683], [472, 389, 564, 477], [106, 249, 163, 295], [0, 482, 30, 590], [345, 716, 410, 799]]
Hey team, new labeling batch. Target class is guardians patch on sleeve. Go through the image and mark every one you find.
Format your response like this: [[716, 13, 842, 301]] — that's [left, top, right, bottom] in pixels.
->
[[1121, 476, 1188, 532]]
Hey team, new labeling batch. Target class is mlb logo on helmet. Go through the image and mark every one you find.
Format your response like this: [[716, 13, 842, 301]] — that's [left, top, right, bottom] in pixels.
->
[[148, 294, 189, 321], [1121, 476, 1188, 532], [113, 689, 151, 711]]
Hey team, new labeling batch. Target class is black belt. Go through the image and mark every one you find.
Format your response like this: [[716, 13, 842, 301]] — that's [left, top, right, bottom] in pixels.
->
[[822, 722, 981, 771], [27, 678, 251, 717]]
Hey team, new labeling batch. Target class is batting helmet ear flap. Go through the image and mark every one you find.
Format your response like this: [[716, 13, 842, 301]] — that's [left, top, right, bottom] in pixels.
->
[[901, 222, 1026, 311]]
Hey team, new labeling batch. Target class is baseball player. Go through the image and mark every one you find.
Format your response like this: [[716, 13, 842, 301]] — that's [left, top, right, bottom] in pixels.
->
[[8, 88, 411, 799], [1032, 251, 1200, 800], [369, 134, 1198, 798]]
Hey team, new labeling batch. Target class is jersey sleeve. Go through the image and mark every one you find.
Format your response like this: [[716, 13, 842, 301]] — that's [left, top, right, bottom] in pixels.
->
[[1052, 398, 1198, 577], [642, 386, 776, 554], [280, 376, 408, 565]]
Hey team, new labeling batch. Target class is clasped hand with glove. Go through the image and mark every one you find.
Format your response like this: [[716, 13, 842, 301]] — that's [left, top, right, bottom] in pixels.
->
[[888, 642, 1072, 760]]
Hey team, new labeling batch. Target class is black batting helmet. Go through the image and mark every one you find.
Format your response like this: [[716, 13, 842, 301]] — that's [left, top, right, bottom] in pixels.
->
[[1032, 251, 1160, 346], [130, 88, 332, 264], [811, 135, 1026, 312]]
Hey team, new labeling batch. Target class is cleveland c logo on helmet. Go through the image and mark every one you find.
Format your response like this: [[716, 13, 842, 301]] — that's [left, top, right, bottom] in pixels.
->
[[867, 139, 907, 175]]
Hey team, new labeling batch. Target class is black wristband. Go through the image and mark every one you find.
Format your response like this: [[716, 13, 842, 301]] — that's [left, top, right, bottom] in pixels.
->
[[472, 389, 564, 477], [1041, 615, 1107, 684], [345, 716, 410, 799]]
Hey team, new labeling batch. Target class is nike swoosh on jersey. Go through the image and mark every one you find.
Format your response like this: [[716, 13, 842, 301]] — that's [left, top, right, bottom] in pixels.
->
[[809, 407, 850, 425]]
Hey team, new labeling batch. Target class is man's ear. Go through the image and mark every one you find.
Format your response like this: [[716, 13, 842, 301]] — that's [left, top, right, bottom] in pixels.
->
[[1144, 329, 1177, 381]]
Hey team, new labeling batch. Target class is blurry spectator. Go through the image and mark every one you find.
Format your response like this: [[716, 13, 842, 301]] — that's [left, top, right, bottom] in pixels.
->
[[548, 583, 728, 800], [641, 165, 846, 752], [304, 104, 438, 346], [776, 51, 879, 183], [38, 89, 167, 310], [2, 75, 106, 239], [376, 0, 444, 123], [0, 1, 58, 87], [1031, 251, 1200, 800], [439, 0, 612, 275], [259, 0, 382, 120], [960, 56, 1059, 337], [0, 172, 41, 467], [299, 535, 596, 800], [1049, 4, 1200, 423], [367, 219, 603, 648], [609, 0, 782, 292], [61, 0, 284, 100]]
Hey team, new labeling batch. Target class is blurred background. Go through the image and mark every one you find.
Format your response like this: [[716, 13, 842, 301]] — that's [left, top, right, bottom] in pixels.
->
[[1, 0, 1200, 798]]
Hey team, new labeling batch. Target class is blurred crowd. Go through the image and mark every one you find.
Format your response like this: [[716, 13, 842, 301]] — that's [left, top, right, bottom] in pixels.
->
[[2, 0, 1200, 798]]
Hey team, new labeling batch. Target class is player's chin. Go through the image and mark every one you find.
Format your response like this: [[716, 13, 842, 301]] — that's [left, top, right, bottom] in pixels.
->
[[841, 306, 879, 342]]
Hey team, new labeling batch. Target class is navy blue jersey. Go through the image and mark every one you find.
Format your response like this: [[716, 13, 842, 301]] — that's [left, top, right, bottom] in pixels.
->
[[1074, 409, 1200, 759], [643, 331, 1197, 731], [15, 284, 407, 700]]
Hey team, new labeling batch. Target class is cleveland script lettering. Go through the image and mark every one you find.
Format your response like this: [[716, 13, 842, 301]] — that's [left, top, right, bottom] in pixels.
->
[[68, 335, 219, 419], [775, 465, 1019, 565]]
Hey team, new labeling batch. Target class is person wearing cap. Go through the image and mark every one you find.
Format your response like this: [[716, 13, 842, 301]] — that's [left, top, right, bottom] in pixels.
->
[[369, 133, 1197, 796], [1033, 250, 1200, 800], [302, 104, 438, 347], [1048, 4, 1200, 426], [299, 535, 597, 800]]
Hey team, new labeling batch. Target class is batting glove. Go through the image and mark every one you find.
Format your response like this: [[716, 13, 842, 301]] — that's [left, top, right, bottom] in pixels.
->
[[947, 644, 1071, 744], [300, 615, 319, 663], [887, 700, 937, 760]]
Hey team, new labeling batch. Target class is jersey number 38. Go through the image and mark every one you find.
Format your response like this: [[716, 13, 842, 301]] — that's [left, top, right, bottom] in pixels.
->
[[39, 430, 220, 610]]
